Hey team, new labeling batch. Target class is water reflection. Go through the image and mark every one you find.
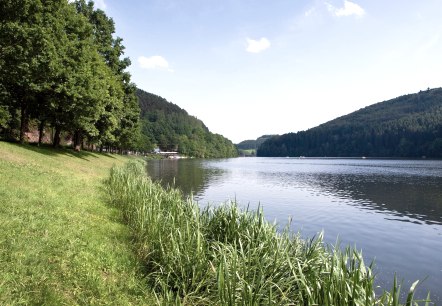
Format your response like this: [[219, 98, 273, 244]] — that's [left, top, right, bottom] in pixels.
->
[[146, 159, 225, 196], [147, 158, 442, 226], [145, 158, 442, 302], [251, 159, 442, 226], [302, 172, 442, 225]]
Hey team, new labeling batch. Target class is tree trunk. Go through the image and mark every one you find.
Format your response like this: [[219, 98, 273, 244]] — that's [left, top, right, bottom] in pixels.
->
[[53, 125, 61, 147], [73, 130, 82, 152], [38, 120, 46, 146], [19, 102, 28, 144]]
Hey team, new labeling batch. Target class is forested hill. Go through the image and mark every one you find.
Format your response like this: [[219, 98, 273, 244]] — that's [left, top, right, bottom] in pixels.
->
[[136, 89, 238, 158], [258, 88, 442, 158], [237, 135, 276, 150]]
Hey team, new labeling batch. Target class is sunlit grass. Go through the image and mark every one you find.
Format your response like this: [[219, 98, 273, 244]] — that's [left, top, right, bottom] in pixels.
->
[[0, 142, 154, 305], [106, 160, 432, 305]]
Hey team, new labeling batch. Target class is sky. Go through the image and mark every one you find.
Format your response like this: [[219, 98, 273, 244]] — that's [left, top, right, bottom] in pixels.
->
[[97, 0, 442, 143]]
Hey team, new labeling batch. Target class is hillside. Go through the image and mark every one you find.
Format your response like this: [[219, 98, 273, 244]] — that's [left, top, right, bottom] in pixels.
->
[[258, 88, 442, 157], [236, 135, 276, 150], [236, 135, 276, 156], [136, 89, 238, 158]]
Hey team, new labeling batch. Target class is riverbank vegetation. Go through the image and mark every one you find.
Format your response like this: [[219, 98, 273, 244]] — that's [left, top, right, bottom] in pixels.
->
[[0, 142, 154, 304], [106, 160, 429, 305], [258, 88, 442, 158]]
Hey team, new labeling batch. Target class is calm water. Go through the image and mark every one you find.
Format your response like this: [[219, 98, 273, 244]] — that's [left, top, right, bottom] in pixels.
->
[[146, 157, 442, 303]]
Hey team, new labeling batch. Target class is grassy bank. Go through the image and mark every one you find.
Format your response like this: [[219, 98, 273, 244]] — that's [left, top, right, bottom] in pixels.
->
[[0, 142, 154, 304], [106, 161, 430, 305]]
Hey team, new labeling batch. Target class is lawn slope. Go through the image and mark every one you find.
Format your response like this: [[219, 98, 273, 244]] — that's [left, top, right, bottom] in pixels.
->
[[0, 142, 154, 305]]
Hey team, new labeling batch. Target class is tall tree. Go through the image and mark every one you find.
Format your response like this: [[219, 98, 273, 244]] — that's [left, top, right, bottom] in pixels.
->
[[0, 0, 58, 143], [74, 0, 141, 152]]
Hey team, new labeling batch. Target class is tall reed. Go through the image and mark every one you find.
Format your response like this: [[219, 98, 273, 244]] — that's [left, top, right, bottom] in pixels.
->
[[106, 160, 430, 305]]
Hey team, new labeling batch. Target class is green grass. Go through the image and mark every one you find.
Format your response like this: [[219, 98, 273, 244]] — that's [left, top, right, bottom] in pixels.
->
[[106, 160, 432, 305], [0, 142, 155, 305]]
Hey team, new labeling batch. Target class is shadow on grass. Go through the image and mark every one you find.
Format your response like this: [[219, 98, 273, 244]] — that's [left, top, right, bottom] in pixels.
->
[[3, 141, 117, 160]]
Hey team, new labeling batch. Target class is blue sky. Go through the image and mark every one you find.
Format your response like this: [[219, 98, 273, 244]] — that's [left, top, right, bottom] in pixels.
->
[[97, 0, 442, 143]]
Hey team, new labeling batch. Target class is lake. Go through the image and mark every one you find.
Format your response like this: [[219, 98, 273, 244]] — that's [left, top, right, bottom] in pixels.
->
[[146, 157, 442, 303]]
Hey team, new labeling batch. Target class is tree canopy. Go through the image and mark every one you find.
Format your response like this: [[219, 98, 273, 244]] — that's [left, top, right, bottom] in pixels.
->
[[0, 0, 140, 152], [236, 135, 276, 150]]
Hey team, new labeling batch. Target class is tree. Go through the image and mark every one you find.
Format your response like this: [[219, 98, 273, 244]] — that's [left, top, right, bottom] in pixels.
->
[[0, 0, 59, 143], [0, 0, 142, 153], [41, 1, 99, 148], [74, 0, 141, 152]]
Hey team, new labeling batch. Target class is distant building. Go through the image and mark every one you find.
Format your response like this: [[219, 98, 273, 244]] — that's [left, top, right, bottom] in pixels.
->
[[154, 148, 179, 158]]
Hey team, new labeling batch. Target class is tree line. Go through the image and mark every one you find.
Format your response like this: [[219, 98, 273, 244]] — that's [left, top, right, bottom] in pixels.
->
[[137, 89, 238, 158], [258, 88, 442, 158], [236, 135, 276, 150], [0, 0, 142, 152], [236, 135, 276, 157]]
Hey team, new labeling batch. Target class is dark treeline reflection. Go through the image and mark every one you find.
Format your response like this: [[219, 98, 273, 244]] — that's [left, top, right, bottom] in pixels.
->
[[146, 159, 224, 197], [305, 172, 442, 225]]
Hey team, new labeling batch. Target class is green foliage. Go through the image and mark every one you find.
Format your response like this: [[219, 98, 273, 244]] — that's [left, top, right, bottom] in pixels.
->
[[0, 106, 10, 128], [236, 139, 257, 150], [75, 0, 141, 151], [0, 0, 141, 152], [258, 88, 442, 158], [236, 135, 276, 150], [137, 89, 238, 158], [238, 148, 256, 156], [106, 161, 430, 305], [237, 135, 276, 156], [0, 0, 57, 142]]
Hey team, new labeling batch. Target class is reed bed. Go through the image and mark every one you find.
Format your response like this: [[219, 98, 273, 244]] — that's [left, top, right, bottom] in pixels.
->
[[106, 160, 430, 305]]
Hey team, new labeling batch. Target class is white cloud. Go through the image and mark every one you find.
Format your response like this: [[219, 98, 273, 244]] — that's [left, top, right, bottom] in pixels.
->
[[95, 0, 106, 10], [246, 37, 271, 53], [138, 55, 173, 71], [327, 1, 365, 17]]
